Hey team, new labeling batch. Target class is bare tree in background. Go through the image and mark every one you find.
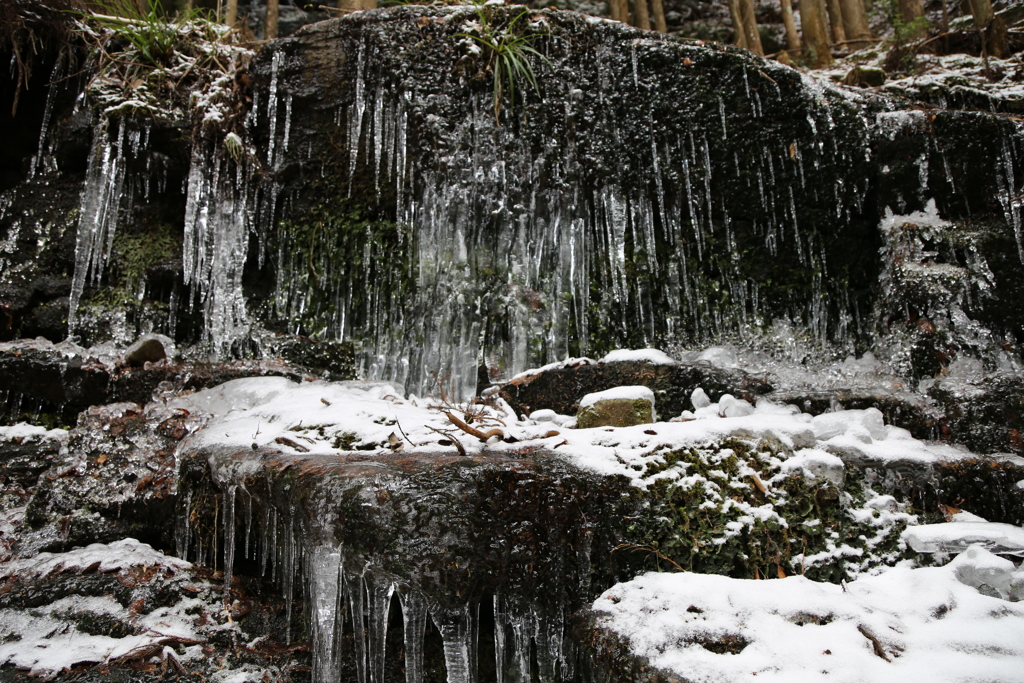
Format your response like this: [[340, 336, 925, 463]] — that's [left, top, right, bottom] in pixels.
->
[[897, 0, 927, 40], [826, 0, 847, 43], [266, 0, 278, 38], [728, 0, 763, 55], [225, 0, 237, 25], [964, 0, 1008, 58], [634, 0, 651, 30], [840, 0, 873, 46], [781, 0, 801, 51], [610, 0, 630, 24], [338, 0, 377, 11], [800, 0, 834, 66], [650, 0, 667, 32]]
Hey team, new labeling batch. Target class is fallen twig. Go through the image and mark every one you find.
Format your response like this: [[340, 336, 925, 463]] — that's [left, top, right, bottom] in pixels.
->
[[426, 425, 467, 456], [444, 411, 504, 442], [613, 543, 686, 573], [857, 625, 891, 662], [274, 436, 309, 452]]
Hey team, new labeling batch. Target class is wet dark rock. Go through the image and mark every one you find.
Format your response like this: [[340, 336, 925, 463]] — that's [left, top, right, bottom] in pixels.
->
[[21, 401, 187, 555], [0, 342, 110, 426], [499, 360, 771, 419], [0, 426, 64, 511], [261, 333, 356, 380]]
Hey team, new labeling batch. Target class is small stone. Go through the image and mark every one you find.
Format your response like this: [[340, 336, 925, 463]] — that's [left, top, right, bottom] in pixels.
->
[[577, 386, 656, 429], [691, 387, 711, 409], [124, 336, 168, 367], [842, 66, 886, 88]]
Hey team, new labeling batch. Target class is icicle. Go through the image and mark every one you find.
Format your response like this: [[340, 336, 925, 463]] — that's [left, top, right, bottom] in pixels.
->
[[346, 569, 369, 683], [400, 589, 427, 683], [309, 546, 343, 683], [432, 603, 478, 683], [27, 60, 65, 179], [367, 574, 395, 683], [223, 485, 236, 591], [68, 120, 130, 335]]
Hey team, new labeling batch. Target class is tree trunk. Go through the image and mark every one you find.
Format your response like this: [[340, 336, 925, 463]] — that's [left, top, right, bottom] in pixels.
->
[[727, 0, 748, 49], [739, 0, 764, 55], [801, 0, 834, 66], [840, 0, 872, 45], [826, 0, 847, 44], [226, 0, 237, 26], [610, 0, 631, 23], [618, 0, 632, 24], [897, 0, 927, 40], [781, 0, 802, 51], [634, 0, 651, 30], [266, 0, 279, 39], [966, 0, 1008, 58], [650, 0, 667, 32]]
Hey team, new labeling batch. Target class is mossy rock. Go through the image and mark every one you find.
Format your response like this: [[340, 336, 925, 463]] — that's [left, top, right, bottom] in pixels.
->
[[577, 395, 656, 429]]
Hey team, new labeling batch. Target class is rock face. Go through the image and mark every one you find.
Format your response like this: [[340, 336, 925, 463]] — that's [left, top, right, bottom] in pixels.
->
[[5, 5, 1024, 397], [3, 3, 1024, 682]]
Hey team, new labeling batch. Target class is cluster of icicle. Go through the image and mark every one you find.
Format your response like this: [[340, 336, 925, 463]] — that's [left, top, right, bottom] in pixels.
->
[[267, 32, 872, 398], [175, 485, 577, 683], [53, 12, 1024, 392]]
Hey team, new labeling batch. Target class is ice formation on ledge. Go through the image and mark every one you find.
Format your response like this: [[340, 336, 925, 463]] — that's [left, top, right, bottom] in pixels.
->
[[903, 521, 1024, 557]]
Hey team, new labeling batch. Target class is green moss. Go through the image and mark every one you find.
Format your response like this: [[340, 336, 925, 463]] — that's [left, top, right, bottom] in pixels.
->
[[274, 200, 414, 341], [84, 222, 180, 308], [629, 438, 912, 582]]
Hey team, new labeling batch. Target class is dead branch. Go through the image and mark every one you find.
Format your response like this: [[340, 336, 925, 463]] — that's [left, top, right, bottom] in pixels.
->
[[426, 425, 467, 456], [274, 436, 309, 452], [613, 543, 687, 572], [857, 625, 891, 662], [444, 411, 504, 442]]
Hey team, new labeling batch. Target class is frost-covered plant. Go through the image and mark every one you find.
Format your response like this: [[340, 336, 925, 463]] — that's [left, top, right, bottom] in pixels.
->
[[457, 3, 550, 122], [629, 438, 917, 582]]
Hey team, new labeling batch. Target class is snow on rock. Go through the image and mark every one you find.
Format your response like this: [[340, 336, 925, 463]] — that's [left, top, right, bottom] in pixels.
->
[[0, 537, 190, 580], [509, 357, 596, 382], [811, 408, 887, 441], [947, 545, 1022, 600], [0, 539, 209, 678], [593, 557, 1024, 683], [599, 348, 679, 365], [578, 385, 656, 409], [778, 448, 846, 485], [903, 521, 1024, 557], [690, 387, 711, 409], [0, 423, 69, 443]]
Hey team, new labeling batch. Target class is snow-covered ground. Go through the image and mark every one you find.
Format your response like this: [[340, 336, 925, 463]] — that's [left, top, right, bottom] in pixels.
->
[[593, 546, 1024, 682]]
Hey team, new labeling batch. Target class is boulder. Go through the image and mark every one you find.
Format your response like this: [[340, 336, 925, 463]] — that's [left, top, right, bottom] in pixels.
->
[[577, 386, 657, 428]]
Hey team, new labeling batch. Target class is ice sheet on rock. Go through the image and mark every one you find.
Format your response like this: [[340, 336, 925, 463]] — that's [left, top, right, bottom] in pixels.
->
[[599, 348, 678, 365], [811, 408, 886, 441], [0, 538, 190, 580], [903, 521, 1024, 556], [947, 545, 1021, 600], [508, 357, 596, 382], [593, 558, 1024, 683]]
